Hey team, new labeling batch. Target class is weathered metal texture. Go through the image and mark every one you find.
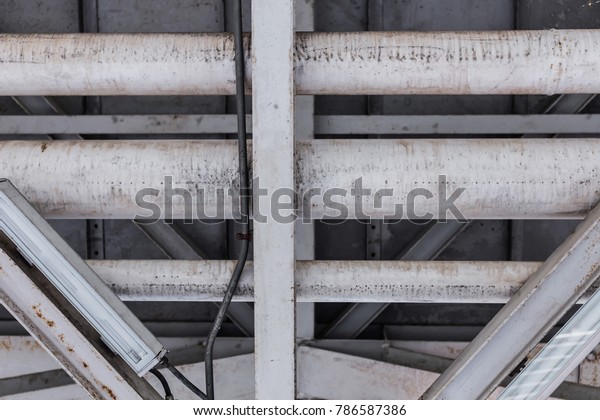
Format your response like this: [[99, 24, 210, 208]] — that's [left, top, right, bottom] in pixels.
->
[[319, 221, 468, 339], [10, 95, 106, 261], [84, 260, 566, 303], [0, 30, 599, 95], [2, 139, 600, 220], [0, 249, 157, 400], [422, 201, 600, 400], [297, 138, 600, 220], [5, 336, 600, 400], [252, 0, 296, 400], [0, 140, 239, 219], [296, 30, 600, 95], [134, 220, 254, 337], [296, 261, 538, 303], [0, 33, 247, 96]]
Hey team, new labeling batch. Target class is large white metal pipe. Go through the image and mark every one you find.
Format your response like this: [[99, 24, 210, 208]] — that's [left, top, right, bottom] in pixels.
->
[[90, 260, 558, 304], [2, 139, 599, 219], [0, 31, 599, 95], [298, 138, 600, 220], [0, 34, 243, 96], [0, 140, 239, 219], [296, 30, 600, 95]]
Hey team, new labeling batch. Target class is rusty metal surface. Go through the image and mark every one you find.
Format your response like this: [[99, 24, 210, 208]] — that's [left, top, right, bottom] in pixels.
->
[[0, 247, 160, 399]]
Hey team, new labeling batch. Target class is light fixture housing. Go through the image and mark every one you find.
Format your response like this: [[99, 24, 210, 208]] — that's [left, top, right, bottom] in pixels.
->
[[0, 179, 166, 376], [499, 285, 600, 400]]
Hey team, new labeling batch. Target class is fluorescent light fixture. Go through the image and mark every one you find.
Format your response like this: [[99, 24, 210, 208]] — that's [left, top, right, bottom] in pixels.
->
[[0, 179, 166, 376], [499, 285, 600, 400]]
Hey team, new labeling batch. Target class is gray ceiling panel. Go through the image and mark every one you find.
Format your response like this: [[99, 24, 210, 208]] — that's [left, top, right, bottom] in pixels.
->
[[98, 0, 224, 33], [0, 0, 79, 32]]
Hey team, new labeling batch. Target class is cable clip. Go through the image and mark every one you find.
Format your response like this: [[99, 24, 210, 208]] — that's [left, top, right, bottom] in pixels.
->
[[236, 231, 253, 241]]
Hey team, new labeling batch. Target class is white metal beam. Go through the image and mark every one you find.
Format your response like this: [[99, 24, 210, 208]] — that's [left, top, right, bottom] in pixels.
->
[[2, 139, 600, 220], [1, 31, 599, 95], [251, 0, 296, 400], [422, 201, 600, 400], [135, 220, 209, 260], [3, 114, 600, 135]]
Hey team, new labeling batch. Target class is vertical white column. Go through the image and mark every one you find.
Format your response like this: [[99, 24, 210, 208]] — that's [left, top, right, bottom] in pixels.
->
[[294, 0, 315, 342], [252, 0, 297, 400]]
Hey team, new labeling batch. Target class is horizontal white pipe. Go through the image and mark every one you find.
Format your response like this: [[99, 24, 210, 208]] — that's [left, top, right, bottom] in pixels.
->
[[0, 140, 239, 219], [2, 139, 599, 219], [299, 138, 599, 219], [0, 34, 243, 96], [90, 260, 547, 303], [85, 258, 600, 305], [297, 30, 600, 95], [92, 259, 600, 304], [0, 31, 599, 95]]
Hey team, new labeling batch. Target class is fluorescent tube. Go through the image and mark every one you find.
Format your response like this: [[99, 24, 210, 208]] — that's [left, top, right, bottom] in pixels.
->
[[0, 179, 166, 376], [499, 285, 600, 399]]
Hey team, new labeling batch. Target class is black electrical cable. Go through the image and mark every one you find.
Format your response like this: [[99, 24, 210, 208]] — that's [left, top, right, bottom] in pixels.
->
[[150, 368, 174, 400], [204, 0, 250, 401], [163, 358, 209, 400]]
